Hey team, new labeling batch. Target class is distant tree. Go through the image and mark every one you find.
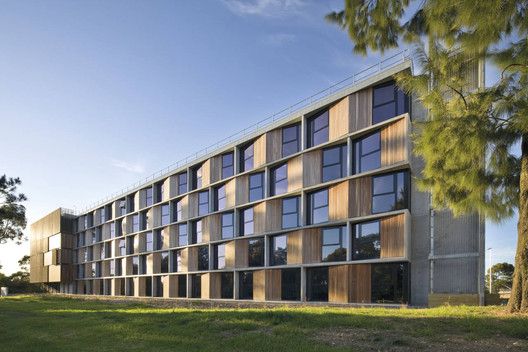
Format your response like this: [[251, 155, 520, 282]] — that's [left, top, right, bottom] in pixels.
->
[[486, 262, 515, 294], [18, 255, 30, 272], [0, 175, 27, 244], [326, 0, 528, 312]]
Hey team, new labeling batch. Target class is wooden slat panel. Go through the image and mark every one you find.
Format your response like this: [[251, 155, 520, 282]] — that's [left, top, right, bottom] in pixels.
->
[[351, 88, 372, 131], [287, 231, 302, 265], [210, 155, 222, 184], [380, 214, 405, 258], [349, 177, 371, 218], [235, 239, 248, 268], [302, 228, 321, 264], [266, 128, 282, 163], [329, 181, 349, 221], [201, 159, 211, 188], [349, 264, 371, 303], [329, 265, 349, 303], [253, 134, 267, 168], [187, 193, 198, 219], [225, 178, 236, 209], [302, 149, 322, 187], [267, 269, 281, 301], [203, 214, 221, 242], [225, 241, 236, 269], [236, 175, 249, 205], [253, 202, 266, 234], [329, 96, 350, 140], [180, 195, 190, 221], [201, 273, 211, 299], [265, 199, 281, 233], [187, 247, 197, 272], [381, 117, 407, 166], [287, 155, 303, 192], [208, 272, 222, 299]]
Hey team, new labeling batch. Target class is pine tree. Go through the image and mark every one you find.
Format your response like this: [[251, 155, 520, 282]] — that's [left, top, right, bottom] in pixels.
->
[[0, 175, 27, 244], [327, 0, 528, 312]]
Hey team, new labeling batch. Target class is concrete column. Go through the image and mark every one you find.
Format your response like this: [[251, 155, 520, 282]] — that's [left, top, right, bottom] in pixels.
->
[[233, 270, 240, 299], [300, 266, 306, 302]]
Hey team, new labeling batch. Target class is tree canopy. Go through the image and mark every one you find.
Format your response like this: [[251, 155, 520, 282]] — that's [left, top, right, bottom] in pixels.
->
[[0, 175, 27, 244]]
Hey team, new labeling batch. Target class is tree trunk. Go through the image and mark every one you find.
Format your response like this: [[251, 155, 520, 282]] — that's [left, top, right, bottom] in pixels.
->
[[508, 134, 528, 312]]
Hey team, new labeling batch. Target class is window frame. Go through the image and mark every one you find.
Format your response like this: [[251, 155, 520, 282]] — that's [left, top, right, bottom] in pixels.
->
[[321, 226, 348, 262], [221, 212, 234, 239], [282, 123, 301, 157], [221, 152, 234, 179], [270, 234, 288, 266], [240, 207, 254, 236], [248, 172, 264, 202], [240, 143, 254, 172], [270, 163, 288, 196], [353, 131, 381, 174], [308, 188, 329, 225], [371, 171, 409, 214], [281, 196, 300, 229], [322, 144, 348, 182], [307, 110, 329, 147], [198, 190, 209, 216]]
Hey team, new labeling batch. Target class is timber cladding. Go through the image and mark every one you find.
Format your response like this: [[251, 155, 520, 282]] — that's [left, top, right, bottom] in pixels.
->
[[329, 264, 371, 303], [380, 214, 405, 258], [253, 269, 281, 301], [381, 116, 408, 166]]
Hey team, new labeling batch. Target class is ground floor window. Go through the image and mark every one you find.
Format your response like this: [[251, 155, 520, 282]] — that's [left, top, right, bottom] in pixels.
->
[[154, 276, 163, 297], [191, 274, 201, 298], [371, 262, 409, 304], [145, 277, 152, 297], [221, 272, 234, 299], [178, 275, 187, 298], [239, 271, 253, 300], [281, 268, 300, 301], [306, 267, 328, 302], [126, 278, 134, 296]]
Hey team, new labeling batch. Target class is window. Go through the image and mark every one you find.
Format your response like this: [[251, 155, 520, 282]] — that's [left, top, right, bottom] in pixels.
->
[[126, 278, 134, 296], [174, 199, 183, 222], [191, 220, 202, 244], [214, 243, 226, 269], [306, 267, 328, 302], [270, 235, 287, 266], [198, 191, 209, 216], [222, 152, 234, 179], [371, 263, 409, 304], [118, 239, 126, 256], [281, 268, 301, 301], [77, 233, 85, 247], [241, 143, 254, 172], [322, 144, 347, 182], [221, 212, 234, 239], [99, 208, 105, 224], [140, 211, 148, 231], [178, 224, 188, 246], [127, 195, 134, 213], [145, 232, 153, 252], [178, 275, 187, 297], [282, 197, 300, 229], [192, 164, 203, 190], [248, 238, 264, 267], [178, 172, 188, 195], [221, 272, 234, 299], [239, 271, 253, 300], [155, 182, 164, 203], [270, 164, 288, 196], [322, 226, 347, 262], [282, 123, 301, 157], [154, 276, 162, 297], [110, 222, 116, 239], [372, 171, 408, 213], [215, 184, 227, 211], [307, 110, 329, 147], [118, 199, 126, 217], [308, 189, 328, 224], [145, 187, 153, 207], [77, 264, 85, 279], [240, 207, 254, 235], [160, 204, 170, 226], [160, 251, 169, 273], [115, 219, 122, 237], [353, 220, 380, 260], [174, 250, 183, 272], [191, 274, 201, 298], [132, 214, 139, 233], [154, 230, 163, 250], [110, 260, 115, 276], [372, 81, 408, 124], [115, 259, 122, 276], [354, 131, 381, 174], [198, 246, 209, 271], [132, 256, 139, 275], [127, 236, 135, 255], [139, 255, 147, 274], [249, 172, 264, 202]]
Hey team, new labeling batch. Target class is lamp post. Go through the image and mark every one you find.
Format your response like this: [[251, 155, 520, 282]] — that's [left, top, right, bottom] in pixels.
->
[[487, 247, 493, 293]]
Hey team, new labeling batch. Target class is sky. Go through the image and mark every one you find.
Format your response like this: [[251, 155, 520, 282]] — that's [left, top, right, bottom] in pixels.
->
[[0, 0, 518, 274]]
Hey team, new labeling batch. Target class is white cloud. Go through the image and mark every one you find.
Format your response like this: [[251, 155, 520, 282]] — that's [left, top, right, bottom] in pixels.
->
[[110, 158, 146, 174], [263, 33, 296, 46], [223, 0, 305, 18]]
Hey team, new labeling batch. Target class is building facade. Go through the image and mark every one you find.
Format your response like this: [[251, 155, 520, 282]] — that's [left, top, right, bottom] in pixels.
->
[[30, 58, 486, 306]]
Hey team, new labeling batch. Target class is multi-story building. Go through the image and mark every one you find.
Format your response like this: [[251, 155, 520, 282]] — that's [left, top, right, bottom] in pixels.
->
[[30, 54, 486, 306]]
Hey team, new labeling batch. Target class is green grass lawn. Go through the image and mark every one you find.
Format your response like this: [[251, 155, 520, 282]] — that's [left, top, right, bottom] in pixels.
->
[[1, 295, 527, 351]]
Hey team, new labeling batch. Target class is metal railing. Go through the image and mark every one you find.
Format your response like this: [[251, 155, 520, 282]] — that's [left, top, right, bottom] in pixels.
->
[[78, 50, 411, 214]]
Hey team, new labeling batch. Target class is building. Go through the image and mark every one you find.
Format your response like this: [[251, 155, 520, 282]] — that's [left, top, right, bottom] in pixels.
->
[[29, 54, 486, 306]]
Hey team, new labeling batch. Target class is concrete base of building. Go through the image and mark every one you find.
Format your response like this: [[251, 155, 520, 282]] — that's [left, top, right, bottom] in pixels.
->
[[428, 293, 480, 307]]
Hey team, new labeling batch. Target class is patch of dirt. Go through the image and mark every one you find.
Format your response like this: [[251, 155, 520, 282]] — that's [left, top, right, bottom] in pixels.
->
[[313, 328, 528, 351]]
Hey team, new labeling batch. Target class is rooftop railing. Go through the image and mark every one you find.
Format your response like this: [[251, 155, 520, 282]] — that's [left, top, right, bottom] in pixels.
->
[[77, 49, 411, 215]]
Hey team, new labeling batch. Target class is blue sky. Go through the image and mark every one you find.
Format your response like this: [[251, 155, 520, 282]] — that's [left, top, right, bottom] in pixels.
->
[[0, 0, 517, 274]]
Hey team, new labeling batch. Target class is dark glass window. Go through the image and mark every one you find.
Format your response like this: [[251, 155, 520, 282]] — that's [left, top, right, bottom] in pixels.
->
[[140, 211, 148, 231], [308, 110, 329, 147], [239, 271, 253, 300], [372, 81, 409, 124], [118, 199, 127, 217], [115, 219, 122, 237], [115, 259, 122, 276], [214, 243, 226, 269], [132, 256, 139, 275], [307, 267, 328, 302], [155, 230, 163, 250], [155, 182, 164, 203], [161, 204, 170, 226], [240, 207, 254, 235], [178, 172, 188, 195], [139, 255, 147, 275], [215, 184, 227, 211], [160, 251, 169, 273], [270, 234, 287, 266], [127, 235, 135, 255], [178, 275, 187, 297], [99, 207, 105, 224], [154, 276, 163, 297], [221, 212, 234, 239], [249, 172, 264, 202], [78, 233, 85, 247], [308, 189, 328, 225], [353, 220, 380, 260], [126, 278, 134, 296], [354, 131, 381, 174], [322, 144, 347, 182], [222, 152, 234, 179], [270, 163, 288, 196], [145, 232, 153, 252], [322, 226, 347, 262], [372, 171, 408, 213], [178, 224, 188, 246], [191, 220, 202, 244], [282, 123, 301, 157], [132, 214, 139, 233], [371, 263, 409, 304], [282, 196, 300, 229], [145, 187, 153, 207], [191, 274, 201, 298], [119, 239, 126, 256], [281, 268, 301, 301], [198, 246, 209, 271], [241, 143, 254, 172], [192, 164, 203, 190], [221, 272, 234, 299], [248, 238, 264, 267], [198, 191, 209, 216], [145, 277, 152, 296], [174, 199, 183, 222], [110, 222, 116, 239]]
